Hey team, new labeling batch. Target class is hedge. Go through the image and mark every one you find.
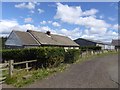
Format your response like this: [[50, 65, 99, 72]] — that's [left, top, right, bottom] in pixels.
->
[[2, 48, 38, 62], [36, 47, 65, 68], [64, 49, 80, 63], [2, 47, 65, 68], [80, 46, 101, 52]]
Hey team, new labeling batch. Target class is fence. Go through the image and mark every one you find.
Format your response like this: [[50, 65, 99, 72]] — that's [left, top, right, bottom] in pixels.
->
[[80, 50, 102, 57], [0, 63, 8, 84], [0, 59, 37, 83], [9, 60, 37, 77]]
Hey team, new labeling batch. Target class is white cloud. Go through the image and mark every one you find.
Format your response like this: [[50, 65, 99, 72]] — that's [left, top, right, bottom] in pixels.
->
[[0, 20, 19, 35], [40, 21, 47, 25], [24, 18, 33, 23], [54, 3, 82, 22], [0, 19, 118, 43], [60, 28, 82, 39], [108, 17, 116, 21], [15, 2, 41, 14], [38, 8, 44, 14], [112, 24, 118, 30], [54, 2, 118, 42], [99, 15, 104, 19], [15, 2, 36, 10], [54, 3, 110, 29], [36, 3, 40, 6], [112, 24, 120, 31], [21, 24, 38, 30], [48, 21, 52, 24], [30, 10, 35, 13], [82, 9, 98, 16], [0, 20, 38, 37], [52, 22, 60, 27]]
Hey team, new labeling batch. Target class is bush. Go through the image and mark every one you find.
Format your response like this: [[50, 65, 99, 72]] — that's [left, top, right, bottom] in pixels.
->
[[2, 47, 65, 68], [2, 48, 38, 62], [64, 49, 80, 63], [36, 47, 65, 68], [2, 49, 21, 61], [80, 46, 101, 52]]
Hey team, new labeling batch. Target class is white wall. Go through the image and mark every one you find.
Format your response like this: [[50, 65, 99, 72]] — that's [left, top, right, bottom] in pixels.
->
[[64, 47, 79, 52], [97, 44, 115, 50], [96, 44, 105, 50], [24, 46, 39, 48]]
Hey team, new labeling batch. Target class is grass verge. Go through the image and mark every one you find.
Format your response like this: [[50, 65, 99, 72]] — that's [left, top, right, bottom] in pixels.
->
[[5, 64, 69, 88], [75, 50, 118, 64]]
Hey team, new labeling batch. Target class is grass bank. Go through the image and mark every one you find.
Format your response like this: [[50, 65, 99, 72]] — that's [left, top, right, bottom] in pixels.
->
[[76, 50, 118, 64], [5, 64, 69, 88]]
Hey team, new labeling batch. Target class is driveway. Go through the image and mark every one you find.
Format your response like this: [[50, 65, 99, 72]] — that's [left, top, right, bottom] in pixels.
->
[[24, 54, 118, 88]]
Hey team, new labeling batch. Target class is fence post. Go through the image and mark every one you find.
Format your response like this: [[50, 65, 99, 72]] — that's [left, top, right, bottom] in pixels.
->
[[26, 63, 28, 72], [9, 60, 14, 77], [91, 51, 94, 55]]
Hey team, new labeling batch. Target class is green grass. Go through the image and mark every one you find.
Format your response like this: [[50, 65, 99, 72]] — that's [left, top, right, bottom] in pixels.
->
[[75, 50, 118, 64], [5, 64, 69, 88]]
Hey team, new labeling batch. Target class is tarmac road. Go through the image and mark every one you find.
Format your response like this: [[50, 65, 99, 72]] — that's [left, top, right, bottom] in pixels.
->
[[25, 54, 118, 88]]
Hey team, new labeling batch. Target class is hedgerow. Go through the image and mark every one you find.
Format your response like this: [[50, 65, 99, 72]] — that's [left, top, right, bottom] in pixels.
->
[[64, 49, 80, 63], [2, 47, 65, 68], [80, 46, 101, 52]]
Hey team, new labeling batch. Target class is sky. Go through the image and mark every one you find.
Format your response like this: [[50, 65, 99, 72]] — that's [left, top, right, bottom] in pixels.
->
[[0, 2, 119, 42]]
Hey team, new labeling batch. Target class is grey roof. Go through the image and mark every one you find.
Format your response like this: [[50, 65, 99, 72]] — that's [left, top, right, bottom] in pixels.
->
[[77, 38, 105, 44], [111, 39, 120, 46], [27, 30, 79, 47], [13, 31, 39, 46]]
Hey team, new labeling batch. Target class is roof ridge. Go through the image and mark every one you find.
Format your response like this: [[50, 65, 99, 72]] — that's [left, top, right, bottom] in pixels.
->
[[27, 30, 68, 38]]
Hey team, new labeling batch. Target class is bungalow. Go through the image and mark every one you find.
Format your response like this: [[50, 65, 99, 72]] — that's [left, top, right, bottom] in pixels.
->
[[5, 30, 79, 49], [74, 38, 114, 50], [111, 39, 120, 50]]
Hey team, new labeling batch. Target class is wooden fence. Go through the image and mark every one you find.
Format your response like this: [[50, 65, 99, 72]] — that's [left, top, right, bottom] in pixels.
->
[[9, 60, 37, 77], [0, 63, 8, 84], [0, 59, 37, 83]]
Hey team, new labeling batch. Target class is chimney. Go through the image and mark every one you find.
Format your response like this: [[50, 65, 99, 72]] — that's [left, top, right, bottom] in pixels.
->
[[46, 31, 51, 35], [27, 30, 32, 32]]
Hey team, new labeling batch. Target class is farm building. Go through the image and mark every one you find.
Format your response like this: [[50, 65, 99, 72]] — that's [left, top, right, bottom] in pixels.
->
[[5, 30, 79, 49], [111, 39, 120, 50], [74, 38, 115, 50]]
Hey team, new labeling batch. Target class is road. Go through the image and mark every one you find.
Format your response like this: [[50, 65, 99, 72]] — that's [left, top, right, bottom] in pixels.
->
[[2, 54, 118, 88], [24, 54, 118, 88]]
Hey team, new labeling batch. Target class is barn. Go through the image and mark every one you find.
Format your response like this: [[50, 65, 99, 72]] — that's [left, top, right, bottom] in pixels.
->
[[111, 39, 120, 50], [74, 38, 114, 50]]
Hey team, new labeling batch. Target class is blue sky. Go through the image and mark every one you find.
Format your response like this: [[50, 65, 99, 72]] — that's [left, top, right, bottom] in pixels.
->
[[1, 2, 119, 42]]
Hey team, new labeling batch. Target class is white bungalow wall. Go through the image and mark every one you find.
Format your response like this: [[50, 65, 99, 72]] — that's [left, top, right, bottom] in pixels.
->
[[96, 44, 105, 50], [5, 32, 23, 46], [97, 44, 115, 50]]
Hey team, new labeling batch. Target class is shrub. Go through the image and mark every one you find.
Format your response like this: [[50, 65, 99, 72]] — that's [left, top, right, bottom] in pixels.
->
[[2, 49, 21, 61], [36, 47, 65, 68], [80, 46, 101, 52], [64, 49, 80, 63], [2, 47, 65, 68], [2, 48, 38, 62]]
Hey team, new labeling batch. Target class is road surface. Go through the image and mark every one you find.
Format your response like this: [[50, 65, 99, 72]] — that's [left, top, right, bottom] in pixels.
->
[[25, 54, 118, 88]]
